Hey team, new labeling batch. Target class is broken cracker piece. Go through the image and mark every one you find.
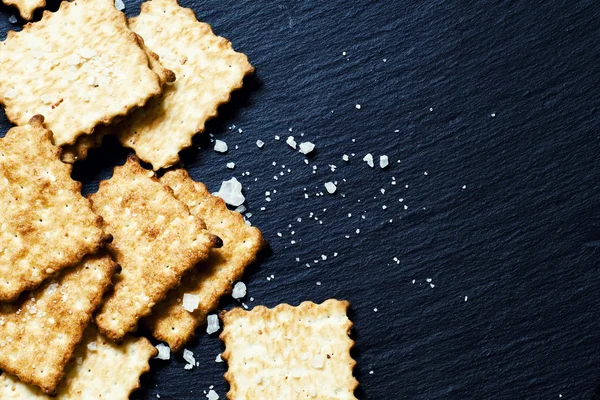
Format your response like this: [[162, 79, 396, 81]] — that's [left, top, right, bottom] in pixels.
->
[[118, 0, 254, 170], [0, 116, 106, 302], [220, 300, 358, 400], [92, 157, 219, 341], [0, 254, 116, 394], [2, 0, 45, 21], [0, 326, 156, 399], [145, 169, 264, 351], [61, 34, 176, 164], [0, 0, 163, 147]]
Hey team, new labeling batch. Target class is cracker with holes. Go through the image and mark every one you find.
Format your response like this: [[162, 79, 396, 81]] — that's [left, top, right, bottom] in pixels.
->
[[92, 157, 220, 341], [0, 0, 163, 147], [0, 326, 156, 399], [0, 254, 116, 394], [145, 169, 264, 351], [220, 300, 358, 400], [0, 116, 106, 302], [2, 0, 45, 21], [114, 0, 254, 170], [61, 34, 176, 163]]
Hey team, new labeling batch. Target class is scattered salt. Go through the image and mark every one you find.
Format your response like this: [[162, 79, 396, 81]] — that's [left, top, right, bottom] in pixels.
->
[[215, 353, 223, 363], [324, 182, 337, 194], [207, 390, 219, 400], [206, 314, 220, 335], [182, 293, 200, 312], [8, 15, 17, 24], [87, 342, 97, 352], [226, 162, 235, 169], [183, 349, 196, 370], [232, 282, 247, 299], [342, 154, 349, 162], [355, 104, 361, 110], [299, 142, 315, 155], [256, 139, 264, 148], [363, 153, 374, 168], [154, 344, 171, 360], [215, 178, 245, 206], [380, 155, 389, 169], [114, 0, 125, 10], [286, 136, 297, 149]]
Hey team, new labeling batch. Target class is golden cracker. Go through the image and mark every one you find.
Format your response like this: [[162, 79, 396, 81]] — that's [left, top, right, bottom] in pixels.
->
[[118, 0, 254, 170], [0, 326, 156, 399], [92, 156, 219, 341], [0, 116, 106, 302], [61, 34, 176, 164], [145, 169, 264, 351], [2, 0, 45, 21], [0, 254, 116, 394], [220, 300, 358, 400], [0, 0, 163, 147]]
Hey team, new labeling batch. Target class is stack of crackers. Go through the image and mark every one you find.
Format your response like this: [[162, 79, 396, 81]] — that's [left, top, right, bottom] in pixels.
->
[[0, 0, 358, 398]]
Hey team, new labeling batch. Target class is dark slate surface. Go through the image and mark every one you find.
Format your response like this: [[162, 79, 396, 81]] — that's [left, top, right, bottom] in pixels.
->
[[1, 0, 600, 398]]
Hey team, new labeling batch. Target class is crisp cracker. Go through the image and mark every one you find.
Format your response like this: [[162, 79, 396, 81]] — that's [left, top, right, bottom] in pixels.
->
[[220, 300, 358, 400], [0, 326, 156, 399], [0, 0, 163, 147], [0, 254, 116, 394], [60, 34, 176, 164], [117, 0, 254, 170], [2, 0, 45, 21], [144, 169, 264, 351], [92, 156, 219, 341], [0, 116, 106, 302]]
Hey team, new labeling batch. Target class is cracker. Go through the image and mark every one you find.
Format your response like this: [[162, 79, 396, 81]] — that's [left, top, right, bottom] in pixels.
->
[[0, 326, 156, 399], [2, 0, 45, 21], [92, 156, 220, 341], [117, 0, 254, 170], [220, 300, 358, 400], [0, 116, 106, 302], [0, 0, 163, 147], [144, 169, 264, 351], [0, 254, 116, 394], [60, 35, 176, 164]]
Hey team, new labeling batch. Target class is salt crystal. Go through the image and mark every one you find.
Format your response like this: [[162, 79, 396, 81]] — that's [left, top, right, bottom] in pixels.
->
[[206, 314, 220, 334], [183, 349, 196, 369], [215, 353, 223, 362], [215, 178, 245, 206], [342, 154, 349, 162], [324, 182, 337, 194], [154, 344, 170, 360], [226, 162, 235, 169], [298, 142, 315, 155], [182, 293, 200, 312], [8, 15, 17, 24], [286, 136, 297, 149], [355, 104, 361, 110], [214, 140, 228, 153], [232, 282, 247, 299], [207, 389, 219, 400], [380, 155, 389, 169], [256, 140, 264, 148], [363, 153, 374, 168], [114, 0, 125, 10], [87, 342, 97, 352]]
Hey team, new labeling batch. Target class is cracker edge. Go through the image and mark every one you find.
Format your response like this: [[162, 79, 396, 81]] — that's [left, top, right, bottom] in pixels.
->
[[1, 0, 165, 147], [219, 299, 359, 399], [2, 0, 46, 21], [145, 169, 265, 351]]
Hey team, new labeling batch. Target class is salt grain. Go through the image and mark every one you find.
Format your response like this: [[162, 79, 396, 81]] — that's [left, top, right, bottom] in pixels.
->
[[214, 140, 228, 153], [286, 136, 297, 149], [207, 390, 219, 400], [256, 140, 264, 148], [363, 153, 374, 168], [183, 349, 196, 370], [114, 0, 125, 10], [355, 104, 361, 110], [299, 142, 315, 155], [226, 162, 235, 169], [324, 182, 337, 194], [8, 15, 17, 24], [215, 177, 245, 206], [206, 314, 220, 334], [232, 282, 247, 299], [380, 155, 389, 169], [154, 344, 171, 360], [182, 293, 200, 312]]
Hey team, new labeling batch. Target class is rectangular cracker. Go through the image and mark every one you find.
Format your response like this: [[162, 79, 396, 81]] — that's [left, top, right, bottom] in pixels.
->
[[2, 0, 45, 21], [117, 0, 254, 170], [60, 35, 176, 164], [0, 254, 116, 394], [144, 169, 264, 351], [220, 300, 358, 400], [0, 116, 106, 302], [0, 0, 163, 147], [0, 326, 156, 399], [92, 156, 219, 341]]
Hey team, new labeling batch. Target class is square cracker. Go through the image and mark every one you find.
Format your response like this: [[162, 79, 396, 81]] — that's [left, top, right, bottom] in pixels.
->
[[145, 169, 264, 351], [0, 116, 106, 302], [0, 0, 163, 147], [0, 326, 156, 399], [92, 156, 219, 341], [60, 34, 176, 164], [0, 254, 117, 394], [118, 0, 254, 170], [2, 0, 45, 21], [220, 300, 358, 400]]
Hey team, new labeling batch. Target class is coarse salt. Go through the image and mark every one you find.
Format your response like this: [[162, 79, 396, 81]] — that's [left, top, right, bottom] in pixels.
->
[[183, 349, 196, 369], [114, 0, 125, 10], [207, 390, 219, 400], [298, 142, 315, 155], [286, 136, 297, 149], [256, 139, 265, 148], [324, 182, 337, 194], [87, 341, 97, 352], [363, 153, 374, 168], [215, 177, 245, 206], [226, 162, 235, 169], [206, 314, 220, 335], [380, 155, 389, 169], [231, 282, 247, 299], [214, 140, 228, 153], [182, 293, 200, 312], [154, 343, 170, 360]]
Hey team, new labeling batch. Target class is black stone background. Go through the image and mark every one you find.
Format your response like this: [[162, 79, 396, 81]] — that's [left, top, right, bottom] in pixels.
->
[[1, 0, 600, 399]]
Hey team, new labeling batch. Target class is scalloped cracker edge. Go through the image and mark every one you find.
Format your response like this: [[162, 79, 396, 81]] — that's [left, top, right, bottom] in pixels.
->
[[0, 326, 156, 399], [92, 157, 219, 341], [220, 300, 359, 400], [0, 116, 106, 302], [0, 0, 163, 147], [117, 0, 254, 170], [144, 169, 264, 351], [2, 0, 45, 21], [61, 34, 176, 164], [0, 254, 116, 394]]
